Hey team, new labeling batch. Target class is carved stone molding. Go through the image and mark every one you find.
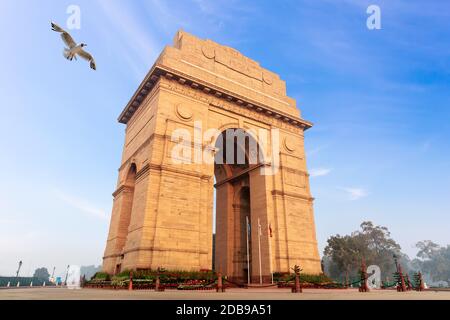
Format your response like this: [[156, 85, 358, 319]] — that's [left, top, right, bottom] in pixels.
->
[[202, 44, 216, 59], [271, 189, 314, 202], [159, 76, 305, 134], [284, 136, 296, 152], [112, 185, 134, 197], [119, 66, 312, 135], [175, 103, 193, 121]]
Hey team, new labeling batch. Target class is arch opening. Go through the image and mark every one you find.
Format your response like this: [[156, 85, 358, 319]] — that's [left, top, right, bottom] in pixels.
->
[[212, 129, 264, 283]]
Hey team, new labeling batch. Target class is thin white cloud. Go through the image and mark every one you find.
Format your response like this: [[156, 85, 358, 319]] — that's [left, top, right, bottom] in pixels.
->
[[340, 187, 369, 201], [192, 0, 214, 14], [310, 168, 332, 177], [144, 0, 190, 35], [54, 190, 108, 220], [307, 145, 329, 156], [96, 0, 161, 72]]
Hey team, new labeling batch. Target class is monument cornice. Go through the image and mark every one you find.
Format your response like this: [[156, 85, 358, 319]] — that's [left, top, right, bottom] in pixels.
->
[[118, 65, 313, 131], [112, 185, 134, 197], [271, 189, 314, 202], [124, 246, 209, 255]]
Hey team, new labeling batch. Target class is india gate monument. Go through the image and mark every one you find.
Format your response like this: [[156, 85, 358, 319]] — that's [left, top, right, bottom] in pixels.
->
[[103, 31, 321, 283]]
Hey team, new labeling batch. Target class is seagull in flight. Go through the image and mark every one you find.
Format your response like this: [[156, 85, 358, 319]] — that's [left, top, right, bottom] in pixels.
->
[[51, 22, 96, 70]]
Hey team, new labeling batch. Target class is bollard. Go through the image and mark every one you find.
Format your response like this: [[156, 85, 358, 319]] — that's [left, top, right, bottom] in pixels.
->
[[405, 274, 413, 291], [417, 272, 425, 292], [397, 264, 407, 292], [30, 282, 33, 287], [17, 282, 20, 287], [155, 276, 165, 292], [155, 276, 160, 292], [294, 272, 302, 293], [43, 282, 46, 287], [290, 265, 303, 293], [7, 282, 10, 287], [291, 265, 303, 293], [216, 272, 224, 293], [128, 271, 133, 291], [359, 259, 369, 292]]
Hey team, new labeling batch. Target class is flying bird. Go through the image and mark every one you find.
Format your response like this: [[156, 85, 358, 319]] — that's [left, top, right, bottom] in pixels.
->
[[51, 22, 96, 70]]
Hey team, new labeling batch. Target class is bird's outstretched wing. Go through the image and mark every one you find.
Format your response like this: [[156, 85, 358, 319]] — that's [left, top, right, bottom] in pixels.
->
[[51, 22, 76, 49], [78, 49, 96, 70]]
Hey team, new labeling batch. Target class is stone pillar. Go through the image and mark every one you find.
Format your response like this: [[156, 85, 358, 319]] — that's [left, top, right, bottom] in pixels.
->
[[249, 169, 272, 283], [215, 182, 234, 278]]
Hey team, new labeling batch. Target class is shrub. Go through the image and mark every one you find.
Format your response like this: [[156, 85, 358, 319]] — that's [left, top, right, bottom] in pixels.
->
[[273, 272, 333, 284], [89, 269, 218, 286], [92, 272, 110, 281]]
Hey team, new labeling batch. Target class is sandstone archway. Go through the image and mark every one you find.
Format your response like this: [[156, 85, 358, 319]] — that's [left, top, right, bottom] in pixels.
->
[[102, 31, 322, 280], [213, 128, 271, 283]]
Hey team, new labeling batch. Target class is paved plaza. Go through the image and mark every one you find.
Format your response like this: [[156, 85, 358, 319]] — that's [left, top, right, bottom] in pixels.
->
[[1, 287, 450, 300]]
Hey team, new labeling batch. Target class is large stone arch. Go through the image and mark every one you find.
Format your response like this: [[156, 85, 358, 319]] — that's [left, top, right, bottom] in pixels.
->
[[102, 31, 322, 280]]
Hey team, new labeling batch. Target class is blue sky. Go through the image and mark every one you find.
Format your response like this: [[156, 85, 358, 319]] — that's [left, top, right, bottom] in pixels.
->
[[0, 0, 449, 277]]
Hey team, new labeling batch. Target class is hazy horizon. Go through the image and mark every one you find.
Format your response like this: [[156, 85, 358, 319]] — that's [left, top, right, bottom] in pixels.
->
[[1, 0, 449, 277]]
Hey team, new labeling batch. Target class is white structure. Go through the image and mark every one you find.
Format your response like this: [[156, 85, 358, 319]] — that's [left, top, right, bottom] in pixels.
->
[[367, 265, 382, 289], [66, 265, 81, 290]]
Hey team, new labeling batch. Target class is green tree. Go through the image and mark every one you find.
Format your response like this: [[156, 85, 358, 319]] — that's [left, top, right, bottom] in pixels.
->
[[33, 267, 50, 281], [412, 241, 450, 285], [324, 221, 404, 281], [416, 240, 440, 260]]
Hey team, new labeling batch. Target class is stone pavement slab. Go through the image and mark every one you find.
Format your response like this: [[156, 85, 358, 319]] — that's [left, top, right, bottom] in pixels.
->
[[1, 288, 450, 300]]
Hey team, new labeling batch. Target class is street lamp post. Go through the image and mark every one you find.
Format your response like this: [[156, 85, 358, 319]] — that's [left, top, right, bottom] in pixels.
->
[[16, 261, 23, 278], [393, 254, 399, 273], [64, 265, 70, 286]]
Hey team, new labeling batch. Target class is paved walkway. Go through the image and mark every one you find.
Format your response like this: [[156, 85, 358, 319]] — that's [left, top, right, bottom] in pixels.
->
[[1, 287, 450, 300]]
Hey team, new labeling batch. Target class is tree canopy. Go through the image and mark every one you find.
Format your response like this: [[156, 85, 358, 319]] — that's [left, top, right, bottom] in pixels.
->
[[323, 221, 406, 280], [412, 241, 450, 285], [33, 267, 50, 281]]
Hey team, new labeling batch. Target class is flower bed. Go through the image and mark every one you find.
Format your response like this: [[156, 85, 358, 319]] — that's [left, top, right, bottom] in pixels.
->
[[86, 270, 218, 291], [277, 281, 345, 289], [274, 273, 344, 289], [87, 269, 342, 291]]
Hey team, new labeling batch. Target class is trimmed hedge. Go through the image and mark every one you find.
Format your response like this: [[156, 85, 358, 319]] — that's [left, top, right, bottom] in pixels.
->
[[91, 272, 111, 281], [88, 270, 342, 290], [273, 272, 333, 284], [109, 269, 216, 283], [0, 277, 55, 287], [88, 269, 217, 290]]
